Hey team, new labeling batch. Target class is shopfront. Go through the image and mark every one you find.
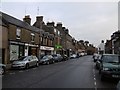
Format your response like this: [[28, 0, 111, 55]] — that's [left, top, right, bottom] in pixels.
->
[[40, 46, 54, 55], [9, 41, 25, 61], [24, 43, 39, 57]]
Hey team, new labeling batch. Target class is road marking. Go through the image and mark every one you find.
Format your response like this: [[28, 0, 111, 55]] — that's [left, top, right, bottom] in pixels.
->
[[0, 75, 3, 77], [94, 81, 96, 86], [9, 72, 15, 75], [95, 87, 97, 90], [93, 64, 97, 90], [32, 68, 37, 70], [19, 70, 24, 72]]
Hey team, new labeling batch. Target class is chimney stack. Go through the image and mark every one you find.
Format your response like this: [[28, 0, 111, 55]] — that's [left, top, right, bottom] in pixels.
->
[[47, 22, 55, 27], [36, 16, 43, 22], [56, 22, 62, 30], [57, 22, 62, 27], [65, 29, 69, 34], [23, 15, 31, 25]]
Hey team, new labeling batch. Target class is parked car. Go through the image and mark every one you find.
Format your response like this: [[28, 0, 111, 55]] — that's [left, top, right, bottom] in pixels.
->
[[62, 54, 68, 61], [52, 54, 63, 62], [0, 63, 6, 75], [79, 53, 85, 57], [99, 54, 120, 81], [70, 54, 77, 59], [93, 53, 99, 62], [95, 55, 102, 70], [116, 80, 120, 90], [12, 56, 39, 69], [39, 55, 54, 65]]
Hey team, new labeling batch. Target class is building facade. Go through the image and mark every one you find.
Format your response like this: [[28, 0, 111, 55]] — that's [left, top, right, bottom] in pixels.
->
[[1, 12, 41, 64], [1, 12, 96, 66]]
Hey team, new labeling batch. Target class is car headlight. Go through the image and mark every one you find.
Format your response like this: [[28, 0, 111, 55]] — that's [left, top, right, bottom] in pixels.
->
[[103, 67, 109, 71]]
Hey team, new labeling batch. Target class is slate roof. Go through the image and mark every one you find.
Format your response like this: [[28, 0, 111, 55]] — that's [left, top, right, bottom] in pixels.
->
[[1, 11, 41, 33]]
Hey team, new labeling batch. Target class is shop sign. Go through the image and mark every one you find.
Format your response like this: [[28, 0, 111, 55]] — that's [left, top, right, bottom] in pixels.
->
[[55, 44, 62, 49], [10, 41, 24, 45], [40, 46, 54, 51], [25, 43, 38, 47]]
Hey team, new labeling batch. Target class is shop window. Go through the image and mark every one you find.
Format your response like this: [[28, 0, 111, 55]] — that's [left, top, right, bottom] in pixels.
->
[[58, 31, 60, 36], [54, 28, 57, 34], [31, 33, 35, 42], [48, 39, 50, 46], [43, 38, 48, 46], [41, 37, 43, 45], [46, 38, 48, 45], [19, 46, 24, 57], [10, 45, 19, 61], [16, 28, 21, 40], [50, 40, 53, 46]]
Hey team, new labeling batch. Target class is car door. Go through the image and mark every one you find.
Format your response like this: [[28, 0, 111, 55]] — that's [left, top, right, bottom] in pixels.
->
[[49, 55, 53, 63], [28, 56, 34, 67], [32, 56, 37, 66]]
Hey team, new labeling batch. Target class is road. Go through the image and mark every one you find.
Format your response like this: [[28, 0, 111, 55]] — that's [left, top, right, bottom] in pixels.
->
[[2, 56, 118, 89]]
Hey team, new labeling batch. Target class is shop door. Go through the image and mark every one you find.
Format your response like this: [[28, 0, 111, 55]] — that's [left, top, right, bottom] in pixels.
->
[[2, 49, 5, 64], [19, 46, 24, 58], [0, 49, 5, 64]]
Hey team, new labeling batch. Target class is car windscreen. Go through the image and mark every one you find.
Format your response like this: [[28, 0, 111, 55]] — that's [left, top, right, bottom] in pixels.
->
[[42, 56, 48, 59], [102, 55, 119, 63], [17, 56, 27, 61], [52, 55, 57, 57]]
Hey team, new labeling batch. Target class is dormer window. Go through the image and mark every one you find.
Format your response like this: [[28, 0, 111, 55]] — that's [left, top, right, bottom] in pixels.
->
[[31, 33, 35, 42], [16, 28, 21, 39]]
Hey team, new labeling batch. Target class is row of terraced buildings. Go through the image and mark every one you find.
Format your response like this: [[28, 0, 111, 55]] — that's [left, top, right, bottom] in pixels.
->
[[0, 12, 96, 66]]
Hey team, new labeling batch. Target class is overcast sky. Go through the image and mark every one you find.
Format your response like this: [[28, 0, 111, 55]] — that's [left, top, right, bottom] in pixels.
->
[[1, 0, 119, 47]]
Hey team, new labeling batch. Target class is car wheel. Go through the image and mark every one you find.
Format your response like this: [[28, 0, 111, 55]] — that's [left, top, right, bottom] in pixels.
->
[[101, 74, 104, 81], [47, 61, 49, 65], [52, 60, 55, 63], [0, 67, 5, 75], [99, 70, 101, 74], [25, 64, 29, 69], [36, 62, 39, 67]]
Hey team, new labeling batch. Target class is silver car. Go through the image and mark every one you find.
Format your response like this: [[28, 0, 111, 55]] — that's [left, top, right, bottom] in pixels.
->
[[0, 64, 6, 75], [12, 56, 39, 69]]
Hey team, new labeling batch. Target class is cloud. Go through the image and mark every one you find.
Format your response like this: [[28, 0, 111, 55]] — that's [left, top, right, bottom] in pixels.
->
[[1, 2, 118, 46], [2, 0, 119, 2]]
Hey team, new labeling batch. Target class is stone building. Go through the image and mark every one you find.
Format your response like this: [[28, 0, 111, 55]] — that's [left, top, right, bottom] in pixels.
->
[[1, 12, 41, 65], [105, 40, 112, 54], [33, 16, 54, 55], [111, 30, 120, 54]]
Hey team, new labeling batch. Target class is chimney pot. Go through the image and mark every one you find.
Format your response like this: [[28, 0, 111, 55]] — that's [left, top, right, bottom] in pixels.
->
[[47, 22, 55, 26], [36, 16, 43, 22], [23, 15, 31, 25]]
